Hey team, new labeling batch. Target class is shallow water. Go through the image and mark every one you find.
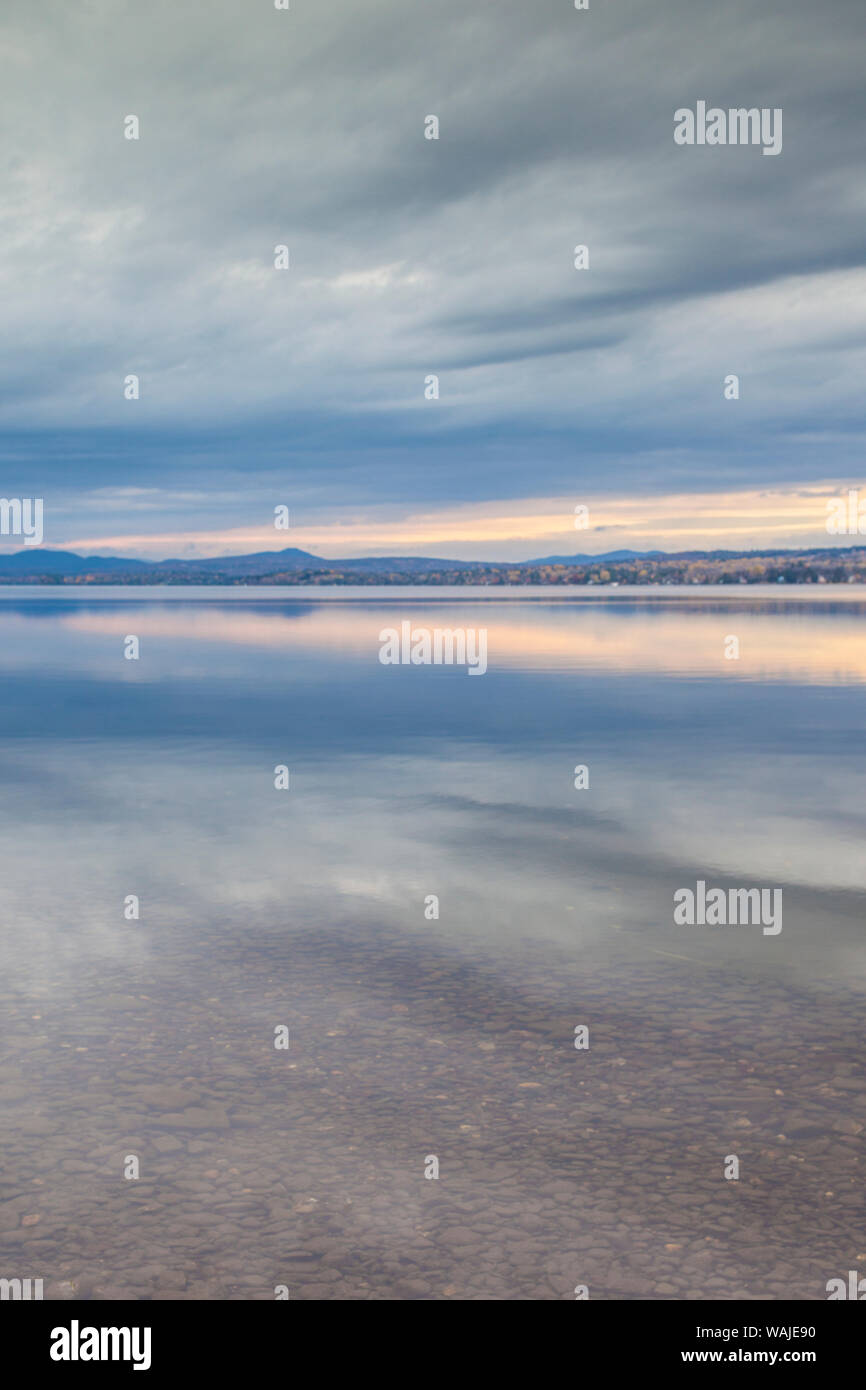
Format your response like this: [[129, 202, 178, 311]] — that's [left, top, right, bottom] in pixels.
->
[[1, 589, 864, 1299]]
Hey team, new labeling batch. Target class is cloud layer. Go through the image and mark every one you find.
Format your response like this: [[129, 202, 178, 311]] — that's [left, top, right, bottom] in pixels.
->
[[1, 0, 864, 554]]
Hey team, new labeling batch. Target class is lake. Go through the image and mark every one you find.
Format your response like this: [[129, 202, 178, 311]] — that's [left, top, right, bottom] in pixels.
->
[[1, 586, 864, 1300]]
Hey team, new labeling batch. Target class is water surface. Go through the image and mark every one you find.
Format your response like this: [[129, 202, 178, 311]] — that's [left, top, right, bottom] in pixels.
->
[[1, 589, 864, 1299]]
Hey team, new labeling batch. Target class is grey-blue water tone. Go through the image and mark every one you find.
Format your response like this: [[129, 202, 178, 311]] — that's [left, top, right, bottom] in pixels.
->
[[1, 588, 864, 1300]]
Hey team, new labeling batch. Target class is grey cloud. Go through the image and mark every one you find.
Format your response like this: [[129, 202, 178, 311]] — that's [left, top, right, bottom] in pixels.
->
[[0, 0, 864, 539]]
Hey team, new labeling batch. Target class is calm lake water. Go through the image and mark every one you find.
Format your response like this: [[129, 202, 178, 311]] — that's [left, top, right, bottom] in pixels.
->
[[1, 587, 864, 1300]]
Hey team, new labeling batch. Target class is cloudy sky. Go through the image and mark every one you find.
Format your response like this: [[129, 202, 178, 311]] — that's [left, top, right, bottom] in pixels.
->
[[1, 0, 864, 559]]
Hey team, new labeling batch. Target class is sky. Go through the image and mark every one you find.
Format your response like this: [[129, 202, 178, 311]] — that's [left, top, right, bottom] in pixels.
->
[[1, 0, 865, 560]]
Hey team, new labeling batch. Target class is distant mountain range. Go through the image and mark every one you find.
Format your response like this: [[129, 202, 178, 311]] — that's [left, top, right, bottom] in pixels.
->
[[0, 544, 863, 583], [0, 545, 666, 577], [0, 546, 488, 576]]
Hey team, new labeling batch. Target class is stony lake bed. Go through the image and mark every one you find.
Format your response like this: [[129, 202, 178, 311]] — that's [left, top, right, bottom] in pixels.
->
[[1, 590, 864, 1299]]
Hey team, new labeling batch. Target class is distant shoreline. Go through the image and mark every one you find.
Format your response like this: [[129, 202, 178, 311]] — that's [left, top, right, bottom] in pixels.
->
[[1, 546, 866, 589], [0, 564, 864, 587]]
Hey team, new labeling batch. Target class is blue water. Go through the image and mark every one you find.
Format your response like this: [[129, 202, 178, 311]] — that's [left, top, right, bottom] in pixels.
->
[[1, 589, 864, 1299]]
